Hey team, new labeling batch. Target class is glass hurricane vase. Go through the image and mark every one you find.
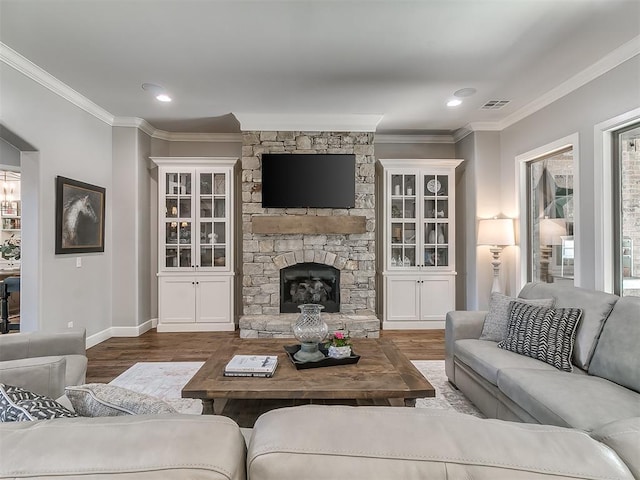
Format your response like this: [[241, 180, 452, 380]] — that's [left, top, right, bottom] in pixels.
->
[[292, 304, 328, 363]]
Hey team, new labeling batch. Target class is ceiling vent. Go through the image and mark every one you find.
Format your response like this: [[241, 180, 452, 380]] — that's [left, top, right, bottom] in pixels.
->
[[481, 100, 510, 110]]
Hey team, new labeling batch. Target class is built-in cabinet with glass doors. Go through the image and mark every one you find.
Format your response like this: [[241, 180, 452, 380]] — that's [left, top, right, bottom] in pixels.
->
[[378, 159, 462, 329], [151, 157, 238, 332]]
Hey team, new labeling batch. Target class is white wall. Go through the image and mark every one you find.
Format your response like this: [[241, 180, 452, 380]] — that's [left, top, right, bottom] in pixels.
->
[[1, 63, 113, 335], [499, 55, 640, 294]]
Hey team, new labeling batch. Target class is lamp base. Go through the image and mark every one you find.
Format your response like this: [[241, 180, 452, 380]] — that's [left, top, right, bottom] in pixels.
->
[[489, 246, 504, 294]]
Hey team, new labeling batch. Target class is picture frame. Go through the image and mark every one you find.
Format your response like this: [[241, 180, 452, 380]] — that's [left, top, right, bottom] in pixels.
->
[[55, 176, 106, 254]]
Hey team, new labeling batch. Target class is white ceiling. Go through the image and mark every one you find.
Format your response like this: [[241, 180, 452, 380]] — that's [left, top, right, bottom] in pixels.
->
[[1, 0, 639, 134]]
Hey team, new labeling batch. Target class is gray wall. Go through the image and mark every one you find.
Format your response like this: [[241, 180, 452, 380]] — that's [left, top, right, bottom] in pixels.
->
[[0, 138, 20, 166], [1, 63, 113, 336], [374, 142, 455, 160], [499, 55, 640, 294]]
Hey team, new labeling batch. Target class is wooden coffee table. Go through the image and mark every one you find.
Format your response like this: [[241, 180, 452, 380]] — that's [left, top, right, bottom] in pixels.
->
[[182, 338, 434, 426]]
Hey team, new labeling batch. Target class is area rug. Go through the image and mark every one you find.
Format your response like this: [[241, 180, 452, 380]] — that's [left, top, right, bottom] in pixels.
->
[[109, 360, 482, 418], [411, 360, 484, 417], [109, 362, 205, 415]]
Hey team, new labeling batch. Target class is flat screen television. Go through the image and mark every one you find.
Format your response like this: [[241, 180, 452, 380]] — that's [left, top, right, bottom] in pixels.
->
[[261, 154, 356, 208]]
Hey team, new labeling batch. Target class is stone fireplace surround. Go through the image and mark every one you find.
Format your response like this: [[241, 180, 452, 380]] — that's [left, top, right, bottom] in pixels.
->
[[239, 130, 379, 338]]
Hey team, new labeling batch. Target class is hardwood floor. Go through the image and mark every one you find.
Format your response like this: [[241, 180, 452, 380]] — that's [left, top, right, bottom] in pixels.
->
[[86, 329, 445, 383]]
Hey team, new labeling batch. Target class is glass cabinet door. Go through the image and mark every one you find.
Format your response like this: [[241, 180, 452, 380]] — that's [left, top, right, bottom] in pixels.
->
[[164, 172, 192, 268], [423, 174, 449, 267], [390, 173, 417, 267], [197, 171, 227, 269]]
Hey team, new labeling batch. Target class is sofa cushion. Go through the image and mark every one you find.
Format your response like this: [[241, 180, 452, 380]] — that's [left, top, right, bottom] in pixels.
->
[[0, 384, 77, 422], [248, 405, 634, 480], [479, 292, 554, 342], [454, 339, 557, 386], [518, 282, 618, 370], [65, 384, 177, 417], [0, 414, 247, 479], [497, 368, 640, 431], [589, 296, 640, 393], [497, 303, 582, 372], [591, 417, 640, 480]]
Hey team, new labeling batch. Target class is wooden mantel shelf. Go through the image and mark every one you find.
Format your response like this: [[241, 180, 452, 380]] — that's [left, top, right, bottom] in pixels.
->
[[252, 215, 367, 235]]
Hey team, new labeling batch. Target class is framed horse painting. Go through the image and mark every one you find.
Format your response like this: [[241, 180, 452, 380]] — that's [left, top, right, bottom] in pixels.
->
[[55, 176, 106, 254]]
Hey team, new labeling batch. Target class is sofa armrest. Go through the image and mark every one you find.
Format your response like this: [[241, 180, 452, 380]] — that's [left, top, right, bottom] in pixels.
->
[[0, 356, 67, 398], [0, 329, 86, 361], [445, 311, 486, 383]]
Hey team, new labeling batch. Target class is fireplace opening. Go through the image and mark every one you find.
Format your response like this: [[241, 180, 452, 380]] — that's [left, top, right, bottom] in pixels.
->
[[280, 262, 340, 313]]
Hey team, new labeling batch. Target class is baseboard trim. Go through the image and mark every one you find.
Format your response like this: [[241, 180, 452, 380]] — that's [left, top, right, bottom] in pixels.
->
[[86, 319, 156, 348], [382, 320, 445, 330]]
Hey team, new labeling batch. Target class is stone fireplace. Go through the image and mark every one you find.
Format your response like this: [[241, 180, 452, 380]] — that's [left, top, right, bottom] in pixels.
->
[[239, 130, 380, 338]]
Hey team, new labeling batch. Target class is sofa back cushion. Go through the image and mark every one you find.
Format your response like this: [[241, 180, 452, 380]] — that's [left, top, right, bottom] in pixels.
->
[[518, 282, 618, 370], [588, 296, 640, 393]]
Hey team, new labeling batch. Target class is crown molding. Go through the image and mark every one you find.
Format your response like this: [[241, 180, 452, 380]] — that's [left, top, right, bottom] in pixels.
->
[[112, 117, 242, 142], [112, 117, 157, 136], [498, 34, 640, 130], [153, 131, 242, 143], [452, 127, 473, 143], [0, 42, 114, 126], [374, 134, 454, 144], [235, 113, 383, 132]]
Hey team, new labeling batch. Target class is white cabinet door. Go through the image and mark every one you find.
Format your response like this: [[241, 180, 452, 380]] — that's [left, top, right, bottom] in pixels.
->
[[159, 276, 196, 323], [386, 276, 420, 321], [196, 276, 231, 323], [419, 275, 455, 321]]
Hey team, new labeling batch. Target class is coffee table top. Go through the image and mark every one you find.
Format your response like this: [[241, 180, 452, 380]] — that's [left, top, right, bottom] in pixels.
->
[[182, 338, 434, 401]]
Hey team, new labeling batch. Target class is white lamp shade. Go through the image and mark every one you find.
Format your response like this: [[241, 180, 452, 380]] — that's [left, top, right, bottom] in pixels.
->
[[478, 218, 515, 247], [540, 218, 567, 246]]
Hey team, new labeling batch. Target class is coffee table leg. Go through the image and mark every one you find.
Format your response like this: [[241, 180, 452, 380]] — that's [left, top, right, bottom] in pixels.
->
[[201, 399, 214, 415], [213, 398, 228, 415], [388, 398, 416, 407], [404, 398, 416, 407]]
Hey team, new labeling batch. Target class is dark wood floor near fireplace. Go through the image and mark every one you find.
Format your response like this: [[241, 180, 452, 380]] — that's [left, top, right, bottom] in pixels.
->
[[86, 329, 445, 384]]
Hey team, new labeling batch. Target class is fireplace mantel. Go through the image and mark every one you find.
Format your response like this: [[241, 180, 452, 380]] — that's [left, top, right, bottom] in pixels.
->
[[252, 215, 366, 235]]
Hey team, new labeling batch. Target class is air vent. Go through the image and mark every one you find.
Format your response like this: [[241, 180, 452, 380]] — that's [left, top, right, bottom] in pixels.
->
[[481, 100, 510, 110]]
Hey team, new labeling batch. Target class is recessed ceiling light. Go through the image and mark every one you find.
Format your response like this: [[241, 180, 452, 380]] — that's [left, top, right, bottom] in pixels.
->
[[454, 87, 477, 98], [447, 99, 462, 107], [142, 83, 172, 102]]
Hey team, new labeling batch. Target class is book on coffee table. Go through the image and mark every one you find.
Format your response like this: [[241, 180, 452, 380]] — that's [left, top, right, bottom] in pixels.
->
[[224, 355, 278, 377]]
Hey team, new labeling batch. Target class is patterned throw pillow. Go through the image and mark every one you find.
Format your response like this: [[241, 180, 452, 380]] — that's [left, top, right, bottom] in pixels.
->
[[0, 384, 78, 422], [65, 384, 177, 417], [498, 302, 583, 372], [479, 292, 555, 342]]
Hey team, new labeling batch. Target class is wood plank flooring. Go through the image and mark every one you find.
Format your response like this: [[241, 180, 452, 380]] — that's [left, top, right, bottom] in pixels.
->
[[86, 329, 445, 384]]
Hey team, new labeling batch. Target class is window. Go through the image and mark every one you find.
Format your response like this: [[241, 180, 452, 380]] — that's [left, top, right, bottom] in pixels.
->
[[613, 123, 640, 297], [526, 147, 575, 285]]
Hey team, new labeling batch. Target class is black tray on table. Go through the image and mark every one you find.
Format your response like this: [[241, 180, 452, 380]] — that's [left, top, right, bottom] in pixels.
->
[[284, 344, 361, 370]]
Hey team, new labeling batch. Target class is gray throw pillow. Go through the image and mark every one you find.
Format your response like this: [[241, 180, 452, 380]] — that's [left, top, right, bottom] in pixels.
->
[[479, 292, 555, 342], [0, 383, 78, 422], [498, 303, 583, 372], [65, 384, 177, 417]]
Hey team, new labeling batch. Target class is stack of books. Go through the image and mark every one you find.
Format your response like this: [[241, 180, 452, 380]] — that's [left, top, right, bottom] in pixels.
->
[[224, 355, 278, 377]]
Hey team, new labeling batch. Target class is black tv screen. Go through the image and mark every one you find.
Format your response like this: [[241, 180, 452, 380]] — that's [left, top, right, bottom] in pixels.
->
[[261, 154, 355, 208]]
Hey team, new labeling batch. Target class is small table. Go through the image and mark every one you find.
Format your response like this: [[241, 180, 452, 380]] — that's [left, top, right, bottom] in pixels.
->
[[182, 338, 434, 426]]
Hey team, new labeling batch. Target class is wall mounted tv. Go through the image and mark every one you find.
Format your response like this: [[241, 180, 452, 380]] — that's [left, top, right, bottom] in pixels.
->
[[261, 154, 356, 209]]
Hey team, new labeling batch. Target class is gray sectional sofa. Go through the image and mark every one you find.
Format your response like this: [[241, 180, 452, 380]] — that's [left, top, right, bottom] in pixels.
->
[[445, 282, 640, 432], [1, 305, 639, 479]]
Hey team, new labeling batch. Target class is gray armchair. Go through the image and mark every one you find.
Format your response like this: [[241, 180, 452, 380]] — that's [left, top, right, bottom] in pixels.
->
[[0, 329, 87, 398]]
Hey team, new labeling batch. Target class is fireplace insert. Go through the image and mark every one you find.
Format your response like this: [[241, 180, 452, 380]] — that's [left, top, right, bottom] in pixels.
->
[[280, 262, 340, 313]]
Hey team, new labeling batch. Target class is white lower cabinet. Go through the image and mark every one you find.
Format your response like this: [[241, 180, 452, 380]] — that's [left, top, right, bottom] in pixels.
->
[[158, 274, 233, 332], [384, 274, 456, 329]]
